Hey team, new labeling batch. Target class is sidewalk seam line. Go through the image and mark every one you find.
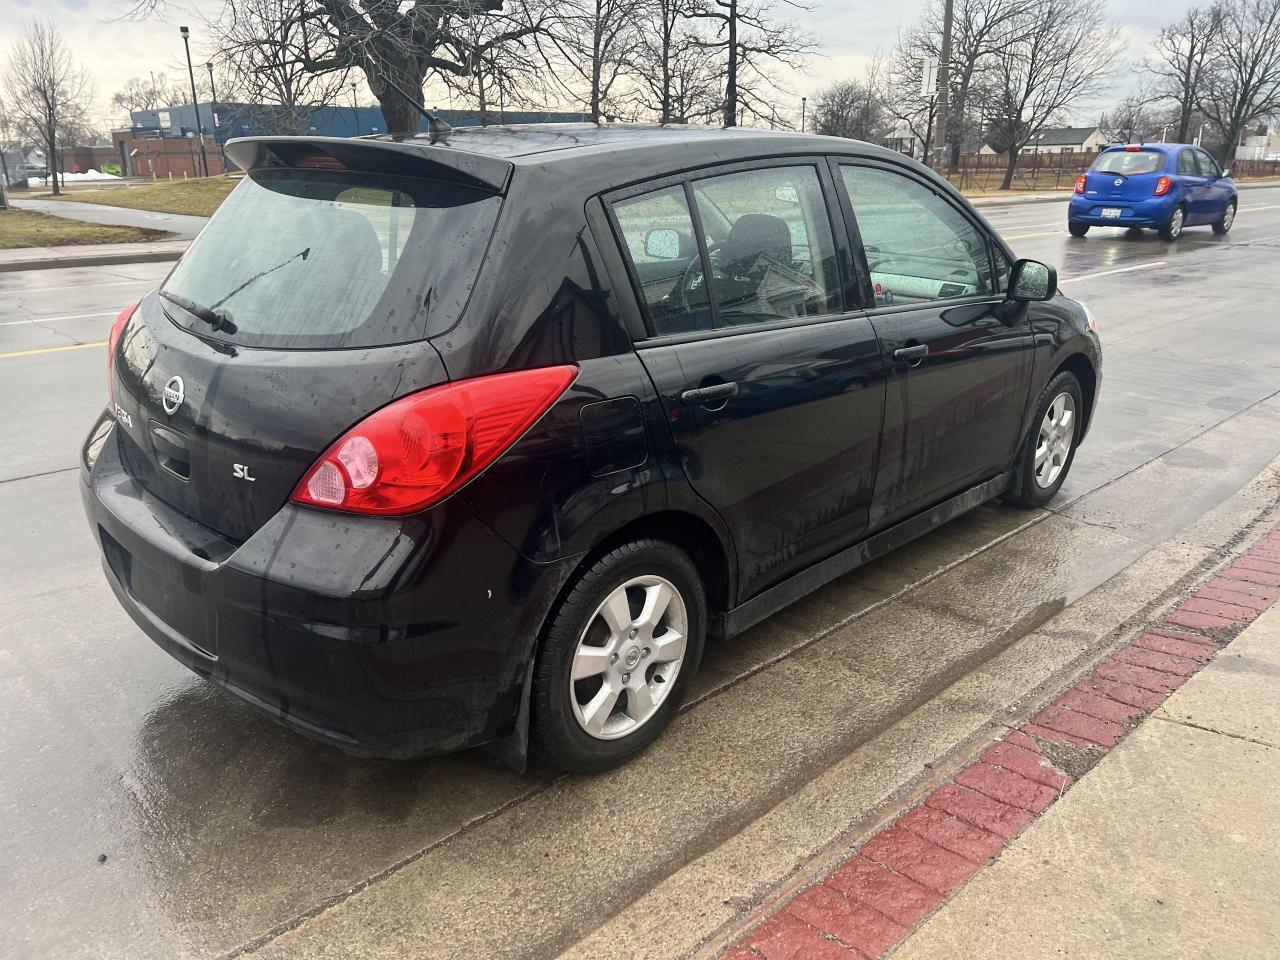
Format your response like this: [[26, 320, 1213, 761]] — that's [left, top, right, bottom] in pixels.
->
[[1150, 715, 1279, 751]]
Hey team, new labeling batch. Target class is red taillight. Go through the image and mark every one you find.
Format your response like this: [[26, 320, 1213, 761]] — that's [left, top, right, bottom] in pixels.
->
[[1124, 145, 1141, 152], [107, 302, 138, 400], [291, 365, 578, 516], [1074, 174, 1086, 194], [1154, 176, 1172, 197]]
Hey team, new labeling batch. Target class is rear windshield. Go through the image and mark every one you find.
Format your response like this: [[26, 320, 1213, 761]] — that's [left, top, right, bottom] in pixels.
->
[[1091, 150, 1165, 176], [160, 168, 501, 349]]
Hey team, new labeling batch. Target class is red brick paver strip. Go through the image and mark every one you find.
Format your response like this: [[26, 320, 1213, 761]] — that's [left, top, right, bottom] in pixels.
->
[[718, 527, 1280, 960]]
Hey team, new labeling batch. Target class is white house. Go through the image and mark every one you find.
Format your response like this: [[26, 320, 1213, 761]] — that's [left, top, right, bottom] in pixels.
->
[[981, 126, 1107, 156]]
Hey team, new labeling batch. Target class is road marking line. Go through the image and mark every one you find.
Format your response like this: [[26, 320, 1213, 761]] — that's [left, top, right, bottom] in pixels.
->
[[1060, 261, 1167, 283], [0, 310, 115, 327], [0, 341, 106, 360], [1005, 230, 1062, 240]]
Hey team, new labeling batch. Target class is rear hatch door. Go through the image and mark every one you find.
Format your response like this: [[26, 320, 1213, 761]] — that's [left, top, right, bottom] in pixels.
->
[[1086, 148, 1167, 204], [109, 143, 508, 543]]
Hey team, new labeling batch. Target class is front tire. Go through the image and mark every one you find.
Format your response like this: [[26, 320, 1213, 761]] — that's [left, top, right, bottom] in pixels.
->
[[530, 539, 706, 773], [1004, 370, 1084, 507], [1068, 221, 1089, 237], [1158, 205, 1185, 242], [1212, 201, 1236, 235]]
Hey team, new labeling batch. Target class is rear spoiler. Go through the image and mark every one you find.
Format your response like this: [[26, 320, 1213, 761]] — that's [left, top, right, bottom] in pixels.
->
[[224, 136, 513, 193]]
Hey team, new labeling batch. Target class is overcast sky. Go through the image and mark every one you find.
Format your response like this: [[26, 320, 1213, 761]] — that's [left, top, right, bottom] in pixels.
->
[[2, 0, 1204, 129]]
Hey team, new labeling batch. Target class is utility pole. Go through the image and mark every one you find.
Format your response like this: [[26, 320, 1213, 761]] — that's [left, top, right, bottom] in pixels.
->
[[801, 97, 807, 133], [180, 26, 210, 178], [933, 0, 954, 171]]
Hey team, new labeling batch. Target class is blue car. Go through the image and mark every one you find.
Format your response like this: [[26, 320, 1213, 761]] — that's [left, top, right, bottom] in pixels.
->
[[1068, 143, 1237, 241]]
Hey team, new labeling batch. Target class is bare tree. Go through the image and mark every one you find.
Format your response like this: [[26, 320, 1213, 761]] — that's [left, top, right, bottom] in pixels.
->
[[209, 0, 353, 135], [908, 0, 1033, 170], [447, 0, 556, 123], [812, 63, 890, 142], [111, 74, 190, 115], [979, 0, 1121, 189], [3, 20, 93, 195], [1098, 87, 1167, 144], [690, 0, 815, 127], [881, 33, 938, 159], [1144, 4, 1224, 144], [546, 0, 645, 121], [198, 1, 549, 136], [1196, 0, 1280, 164], [634, 0, 720, 123]]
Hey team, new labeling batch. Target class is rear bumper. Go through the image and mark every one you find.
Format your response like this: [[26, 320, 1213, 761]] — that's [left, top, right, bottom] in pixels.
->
[[1068, 195, 1177, 227], [80, 412, 576, 759]]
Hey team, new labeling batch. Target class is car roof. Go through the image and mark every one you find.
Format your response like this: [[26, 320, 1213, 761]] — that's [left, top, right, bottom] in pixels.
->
[[1100, 142, 1191, 153]]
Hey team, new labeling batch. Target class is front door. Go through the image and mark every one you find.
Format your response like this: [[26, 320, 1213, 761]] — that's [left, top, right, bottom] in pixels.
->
[[834, 160, 1035, 528], [607, 162, 887, 598]]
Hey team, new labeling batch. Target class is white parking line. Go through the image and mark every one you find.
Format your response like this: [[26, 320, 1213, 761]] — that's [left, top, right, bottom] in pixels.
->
[[1060, 261, 1167, 283], [0, 310, 116, 327]]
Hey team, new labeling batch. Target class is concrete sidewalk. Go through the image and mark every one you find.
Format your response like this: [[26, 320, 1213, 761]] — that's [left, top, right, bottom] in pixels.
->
[[9, 198, 208, 239], [894, 604, 1280, 960], [0, 239, 190, 272]]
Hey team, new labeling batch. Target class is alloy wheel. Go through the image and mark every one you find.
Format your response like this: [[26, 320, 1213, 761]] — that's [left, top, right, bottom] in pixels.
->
[[1034, 392, 1076, 489], [569, 576, 688, 740], [1222, 205, 1236, 232], [1168, 207, 1183, 239]]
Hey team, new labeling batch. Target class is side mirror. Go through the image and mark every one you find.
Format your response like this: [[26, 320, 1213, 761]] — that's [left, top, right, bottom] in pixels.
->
[[1008, 258, 1057, 302], [644, 228, 682, 260], [1221, 168, 1231, 179]]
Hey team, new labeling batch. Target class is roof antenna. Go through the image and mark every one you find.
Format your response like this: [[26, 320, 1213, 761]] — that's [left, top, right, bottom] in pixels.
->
[[379, 75, 453, 139]]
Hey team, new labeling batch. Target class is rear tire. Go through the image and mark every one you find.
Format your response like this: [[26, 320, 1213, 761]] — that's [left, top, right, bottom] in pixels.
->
[[1212, 201, 1236, 235], [1068, 221, 1089, 237], [529, 539, 706, 773], [1004, 370, 1084, 508], [1158, 205, 1185, 242]]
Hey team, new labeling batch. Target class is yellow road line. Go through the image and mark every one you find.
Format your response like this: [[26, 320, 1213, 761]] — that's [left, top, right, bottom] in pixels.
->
[[1005, 230, 1061, 240], [0, 341, 106, 360]]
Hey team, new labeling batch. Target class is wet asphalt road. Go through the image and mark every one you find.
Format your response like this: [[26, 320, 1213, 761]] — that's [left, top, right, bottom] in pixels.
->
[[3, 187, 1280, 960]]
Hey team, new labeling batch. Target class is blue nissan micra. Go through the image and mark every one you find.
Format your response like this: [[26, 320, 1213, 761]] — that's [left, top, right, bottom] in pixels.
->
[[1068, 143, 1237, 241]]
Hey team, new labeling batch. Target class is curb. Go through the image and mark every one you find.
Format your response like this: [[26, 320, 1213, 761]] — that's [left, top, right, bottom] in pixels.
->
[[719, 526, 1280, 960], [0, 246, 187, 273]]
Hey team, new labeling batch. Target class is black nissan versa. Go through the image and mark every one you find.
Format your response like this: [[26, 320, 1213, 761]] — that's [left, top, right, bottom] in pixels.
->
[[81, 124, 1101, 772]]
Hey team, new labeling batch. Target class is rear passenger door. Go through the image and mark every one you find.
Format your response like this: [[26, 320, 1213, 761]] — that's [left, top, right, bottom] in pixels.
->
[[605, 160, 888, 600], [833, 160, 1034, 529], [1177, 148, 1210, 222]]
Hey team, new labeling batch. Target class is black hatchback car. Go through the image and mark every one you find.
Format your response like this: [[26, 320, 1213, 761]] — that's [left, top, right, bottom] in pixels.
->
[[82, 125, 1100, 772]]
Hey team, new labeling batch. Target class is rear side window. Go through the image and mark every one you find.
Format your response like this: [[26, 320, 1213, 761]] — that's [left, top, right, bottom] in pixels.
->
[[612, 186, 711, 336], [689, 166, 842, 326], [161, 169, 501, 349], [840, 165, 993, 305], [1093, 150, 1165, 175]]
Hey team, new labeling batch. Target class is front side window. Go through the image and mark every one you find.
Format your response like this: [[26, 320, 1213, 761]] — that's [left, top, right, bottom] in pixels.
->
[[690, 166, 842, 327], [840, 165, 994, 306], [612, 185, 710, 336], [1194, 149, 1221, 179]]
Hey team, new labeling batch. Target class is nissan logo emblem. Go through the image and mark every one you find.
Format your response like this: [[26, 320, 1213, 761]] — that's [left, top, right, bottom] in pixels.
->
[[1114, 178, 1124, 186], [162, 376, 185, 415]]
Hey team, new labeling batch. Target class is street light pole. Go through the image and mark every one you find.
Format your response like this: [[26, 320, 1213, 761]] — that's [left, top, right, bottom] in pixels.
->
[[179, 26, 210, 178], [801, 97, 807, 134], [933, 0, 954, 171], [206, 61, 222, 172], [351, 83, 361, 136]]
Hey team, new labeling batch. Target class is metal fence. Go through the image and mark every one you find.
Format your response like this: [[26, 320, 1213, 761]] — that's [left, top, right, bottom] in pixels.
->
[[939, 151, 1280, 193]]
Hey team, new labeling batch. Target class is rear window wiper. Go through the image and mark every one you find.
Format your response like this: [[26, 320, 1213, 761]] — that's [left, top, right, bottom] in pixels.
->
[[159, 290, 237, 334]]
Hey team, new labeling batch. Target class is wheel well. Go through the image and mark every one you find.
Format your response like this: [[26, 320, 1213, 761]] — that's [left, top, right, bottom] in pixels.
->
[[1057, 353, 1097, 434], [577, 512, 733, 629]]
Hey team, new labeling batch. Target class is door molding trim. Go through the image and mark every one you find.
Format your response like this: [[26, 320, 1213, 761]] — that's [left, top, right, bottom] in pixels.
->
[[720, 470, 1012, 638]]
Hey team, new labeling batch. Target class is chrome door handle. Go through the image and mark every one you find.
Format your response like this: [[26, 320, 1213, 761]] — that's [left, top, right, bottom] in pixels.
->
[[893, 344, 929, 361]]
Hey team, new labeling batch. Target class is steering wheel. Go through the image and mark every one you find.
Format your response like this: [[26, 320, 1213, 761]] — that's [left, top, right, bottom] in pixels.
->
[[679, 241, 723, 314]]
